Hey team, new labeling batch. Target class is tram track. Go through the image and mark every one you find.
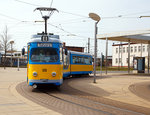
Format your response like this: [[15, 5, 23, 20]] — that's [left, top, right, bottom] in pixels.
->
[[42, 91, 110, 115], [16, 76, 149, 115]]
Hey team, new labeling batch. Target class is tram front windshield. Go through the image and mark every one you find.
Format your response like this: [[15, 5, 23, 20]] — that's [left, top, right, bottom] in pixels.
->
[[31, 48, 59, 62]]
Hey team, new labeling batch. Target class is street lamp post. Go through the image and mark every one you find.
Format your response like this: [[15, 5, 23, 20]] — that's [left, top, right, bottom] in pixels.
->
[[10, 41, 14, 67], [89, 13, 100, 83]]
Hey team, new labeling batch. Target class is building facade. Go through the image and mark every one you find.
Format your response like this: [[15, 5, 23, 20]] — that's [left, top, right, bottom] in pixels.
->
[[112, 43, 149, 67], [63, 42, 84, 52]]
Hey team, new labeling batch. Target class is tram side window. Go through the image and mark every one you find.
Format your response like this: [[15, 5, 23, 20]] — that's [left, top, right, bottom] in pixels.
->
[[72, 56, 79, 63], [73, 56, 76, 63], [88, 57, 92, 64], [85, 57, 91, 64], [78, 57, 81, 63], [72, 56, 92, 64]]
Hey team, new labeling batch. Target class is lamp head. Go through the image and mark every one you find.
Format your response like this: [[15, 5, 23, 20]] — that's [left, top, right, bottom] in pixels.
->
[[89, 13, 100, 22]]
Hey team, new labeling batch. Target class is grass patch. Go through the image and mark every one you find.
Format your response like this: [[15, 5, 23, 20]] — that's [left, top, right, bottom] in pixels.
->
[[96, 66, 133, 71]]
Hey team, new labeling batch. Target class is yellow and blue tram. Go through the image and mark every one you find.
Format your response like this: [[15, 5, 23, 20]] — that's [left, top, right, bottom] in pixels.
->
[[26, 34, 63, 88], [26, 33, 93, 88]]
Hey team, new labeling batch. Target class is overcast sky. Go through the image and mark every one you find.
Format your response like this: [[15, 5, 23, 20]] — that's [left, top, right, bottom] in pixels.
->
[[0, 0, 150, 56]]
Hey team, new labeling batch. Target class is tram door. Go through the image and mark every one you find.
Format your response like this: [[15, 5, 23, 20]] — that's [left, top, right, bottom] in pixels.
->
[[63, 49, 70, 77]]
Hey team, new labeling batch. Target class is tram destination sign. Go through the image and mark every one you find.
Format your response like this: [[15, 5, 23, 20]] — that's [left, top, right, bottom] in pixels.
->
[[37, 43, 52, 47]]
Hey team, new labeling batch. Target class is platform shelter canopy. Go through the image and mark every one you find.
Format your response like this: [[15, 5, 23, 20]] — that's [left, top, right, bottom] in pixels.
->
[[97, 29, 150, 44]]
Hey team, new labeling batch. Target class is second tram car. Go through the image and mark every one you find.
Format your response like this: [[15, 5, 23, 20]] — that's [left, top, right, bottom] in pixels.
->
[[63, 51, 93, 77]]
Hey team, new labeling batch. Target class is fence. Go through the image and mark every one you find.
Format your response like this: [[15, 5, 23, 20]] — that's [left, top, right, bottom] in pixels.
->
[[0, 56, 27, 67]]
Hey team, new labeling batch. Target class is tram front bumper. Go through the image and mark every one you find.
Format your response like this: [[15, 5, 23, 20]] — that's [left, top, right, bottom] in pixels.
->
[[28, 79, 63, 86]]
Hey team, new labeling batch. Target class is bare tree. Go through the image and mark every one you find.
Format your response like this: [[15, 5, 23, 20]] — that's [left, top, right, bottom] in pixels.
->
[[0, 26, 11, 69]]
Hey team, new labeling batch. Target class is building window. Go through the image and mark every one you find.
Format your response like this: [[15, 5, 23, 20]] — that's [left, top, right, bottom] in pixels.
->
[[116, 58, 118, 63], [116, 48, 118, 53], [138, 46, 141, 52], [134, 46, 137, 52], [119, 58, 121, 63], [143, 46, 145, 52], [123, 47, 125, 53], [131, 47, 133, 53]]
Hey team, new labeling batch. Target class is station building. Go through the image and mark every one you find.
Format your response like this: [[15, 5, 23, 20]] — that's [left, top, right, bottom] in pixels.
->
[[112, 43, 149, 67]]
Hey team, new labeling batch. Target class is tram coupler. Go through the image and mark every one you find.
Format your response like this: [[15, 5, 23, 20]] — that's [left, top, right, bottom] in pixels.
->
[[33, 84, 37, 89]]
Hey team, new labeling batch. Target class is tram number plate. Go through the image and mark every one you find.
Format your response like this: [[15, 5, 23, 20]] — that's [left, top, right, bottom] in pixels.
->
[[41, 79, 48, 82], [37, 43, 52, 47]]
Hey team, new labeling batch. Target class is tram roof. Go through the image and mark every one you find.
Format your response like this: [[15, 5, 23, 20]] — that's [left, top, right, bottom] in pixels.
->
[[70, 51, 92, 56], [97, 29, 150, 44], [29, 34, 62, 43]]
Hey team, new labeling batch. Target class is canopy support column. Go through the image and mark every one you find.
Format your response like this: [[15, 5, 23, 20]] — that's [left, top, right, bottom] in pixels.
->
[[141, 43, 143, 57], [148, 43, 150, 73], [120, 42, 123, 67], [105, 37, 108, 74], [128, 40, 130, 74]]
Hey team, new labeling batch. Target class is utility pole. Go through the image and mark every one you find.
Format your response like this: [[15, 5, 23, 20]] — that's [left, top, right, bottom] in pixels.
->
[[88, 38, 90, 53]]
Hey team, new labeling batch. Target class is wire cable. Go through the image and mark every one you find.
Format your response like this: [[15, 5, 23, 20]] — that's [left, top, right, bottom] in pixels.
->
[[119, 10, 150, 17], [14, 0, 89, 18], [50, 0, 53, 8], [14, 0, 40, 6], [59, 10, 88, 18], [14, 0, 150, 19], [47, 23, 89, 38], [0, 12, 21, 21]]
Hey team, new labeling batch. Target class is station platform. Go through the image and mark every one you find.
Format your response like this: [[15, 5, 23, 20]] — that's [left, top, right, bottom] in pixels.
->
[[0, 68, 60, 115], [0, 67, 150, 114]]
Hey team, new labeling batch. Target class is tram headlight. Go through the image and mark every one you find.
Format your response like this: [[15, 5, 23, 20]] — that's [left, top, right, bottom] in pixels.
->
[[33, 72, 38, 77], [52, 72, 56, 77]]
